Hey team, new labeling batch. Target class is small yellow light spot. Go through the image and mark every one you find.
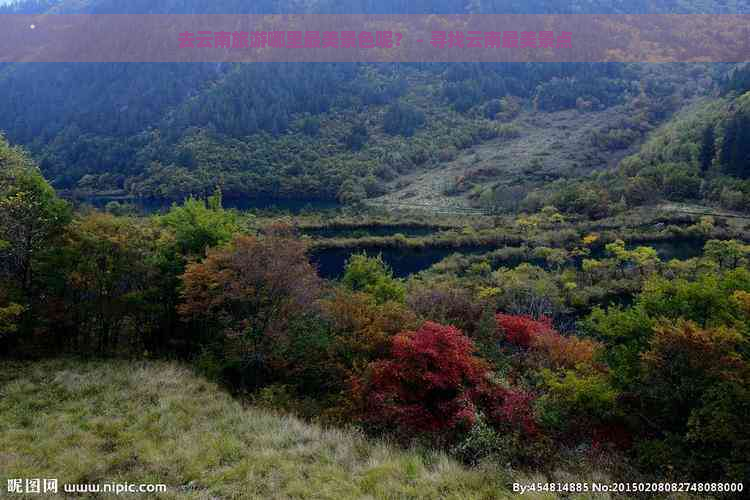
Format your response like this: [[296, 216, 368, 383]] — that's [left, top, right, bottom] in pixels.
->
[[30, 24, 36, 30]]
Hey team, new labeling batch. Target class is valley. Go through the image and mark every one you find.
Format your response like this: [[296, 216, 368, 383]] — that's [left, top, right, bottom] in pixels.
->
[[2, 1, 750, 497]]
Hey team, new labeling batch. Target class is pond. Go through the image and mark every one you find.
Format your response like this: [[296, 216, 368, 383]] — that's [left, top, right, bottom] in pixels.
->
[[301, 225, 445, 239], [65, 194, 340, 215], [312, 237, 710, 281], [636, 238, 706, 261], [310, 245, 490, 280], [590, 238, 706, 261]]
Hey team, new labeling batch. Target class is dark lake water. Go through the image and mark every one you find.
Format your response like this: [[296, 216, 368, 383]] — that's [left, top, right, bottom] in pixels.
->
[[311, 238, 709, 281], [302, 225, 444, 239], [67, 194, 340, 214], [310, 245, 490, 279], [591, 238, 706, 261], [638, 238, 706, 261]]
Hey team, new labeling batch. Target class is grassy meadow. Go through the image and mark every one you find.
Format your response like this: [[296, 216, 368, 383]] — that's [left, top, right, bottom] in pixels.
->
[[0, 359, 607, 500]]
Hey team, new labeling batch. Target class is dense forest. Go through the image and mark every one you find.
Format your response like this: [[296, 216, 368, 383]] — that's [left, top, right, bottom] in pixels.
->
[[1, 0, 749, 210], [0, 58, 646, 203]]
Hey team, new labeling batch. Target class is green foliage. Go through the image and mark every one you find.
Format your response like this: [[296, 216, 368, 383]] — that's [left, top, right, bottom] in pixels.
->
[[539, 369, 618, 432], [342, 253, 406, 304], [581, 268, 750, 480], [638, 274, 748, 329], [450, 413, 524, 466], [158, 188, 241, 257], [490, 264, 564, 318], [704, 239, 749, 270], [634, 321, 750, 480], [336, 178, 368, 205], [0, 136, 71, 297], [0, 302, 25, 339], [603, 239, 660, 277], [699, 124, 716, 172], [0, 136, 72, 350], [474, 305, 504, 367], [583, 268, 750, 388], [719, 100, 750, 179], [545, 180, 612, 219], [383, 102, 426, 137], [345, 124, 369, 151], [63, 212, 165, 353]]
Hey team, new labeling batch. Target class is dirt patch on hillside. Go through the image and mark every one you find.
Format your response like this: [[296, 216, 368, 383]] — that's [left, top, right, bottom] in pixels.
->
[[369, 105, 643, 211]]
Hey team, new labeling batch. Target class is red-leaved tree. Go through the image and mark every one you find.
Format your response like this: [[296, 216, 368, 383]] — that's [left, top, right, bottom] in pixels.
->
[[497, 313, 603, 370], [481, 386, 539, 436], [354, 321, 539, 440], [355, 321, 488, 436], [496, 313, 553, 348]]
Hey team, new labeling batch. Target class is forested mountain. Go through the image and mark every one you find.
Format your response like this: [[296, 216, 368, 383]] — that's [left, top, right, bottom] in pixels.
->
[[0, 0, 748, 208]]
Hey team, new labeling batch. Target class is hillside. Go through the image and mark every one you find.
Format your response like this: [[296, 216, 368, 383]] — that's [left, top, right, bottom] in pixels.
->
[[0, 1, 740, 209], [523, 71, 750, 217], [370, 103, 648, 211], [0, 359, 559, 499]]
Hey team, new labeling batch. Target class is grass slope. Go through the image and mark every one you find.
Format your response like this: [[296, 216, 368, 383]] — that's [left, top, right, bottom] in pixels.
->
[[370, 105, 642, 211], [0, 360, 553, 499]]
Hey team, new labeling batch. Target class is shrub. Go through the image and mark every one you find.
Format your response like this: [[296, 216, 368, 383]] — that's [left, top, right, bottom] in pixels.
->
[[480, 385, 538, 437], [354, 321, 540, 446], [450, 414, 511, 465], [354, 322, 488, 439], [0, 302, 24, 340], [531, 329, 602, 370], [733, 290, 750, 317], [538, 369, 619, 440], [342, 253, 406, 304], [178, 228, 321, 388], [321, 288, 419, 382], [383, 102, 425, 137], [158, 189, 239, 257], [406, 281, 485, 335], [496, 314, 553, 348], [633, 320, 750, 480]]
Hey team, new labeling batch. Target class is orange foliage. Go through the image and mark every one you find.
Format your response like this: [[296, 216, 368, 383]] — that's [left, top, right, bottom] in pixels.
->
[[497, 313, 602, 370], [532, 329, 602, 370], [178, 231, 321, 339], [733, 290, 750, 317], [321, 288, 419, 373]]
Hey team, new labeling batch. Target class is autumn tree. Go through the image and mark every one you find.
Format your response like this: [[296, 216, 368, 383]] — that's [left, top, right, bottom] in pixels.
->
[[321, 288, 418, 372], [355, 321, 539, 445], [0, 136, 71, 300], [63, 212, 164, 354], [634, 320, 750, 480], [354, 321, 489, 438], [496, 313, 553, 348], [406, 280, 486, 335], [152, 189, 243, 346], [178, 226, 321, 387]]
